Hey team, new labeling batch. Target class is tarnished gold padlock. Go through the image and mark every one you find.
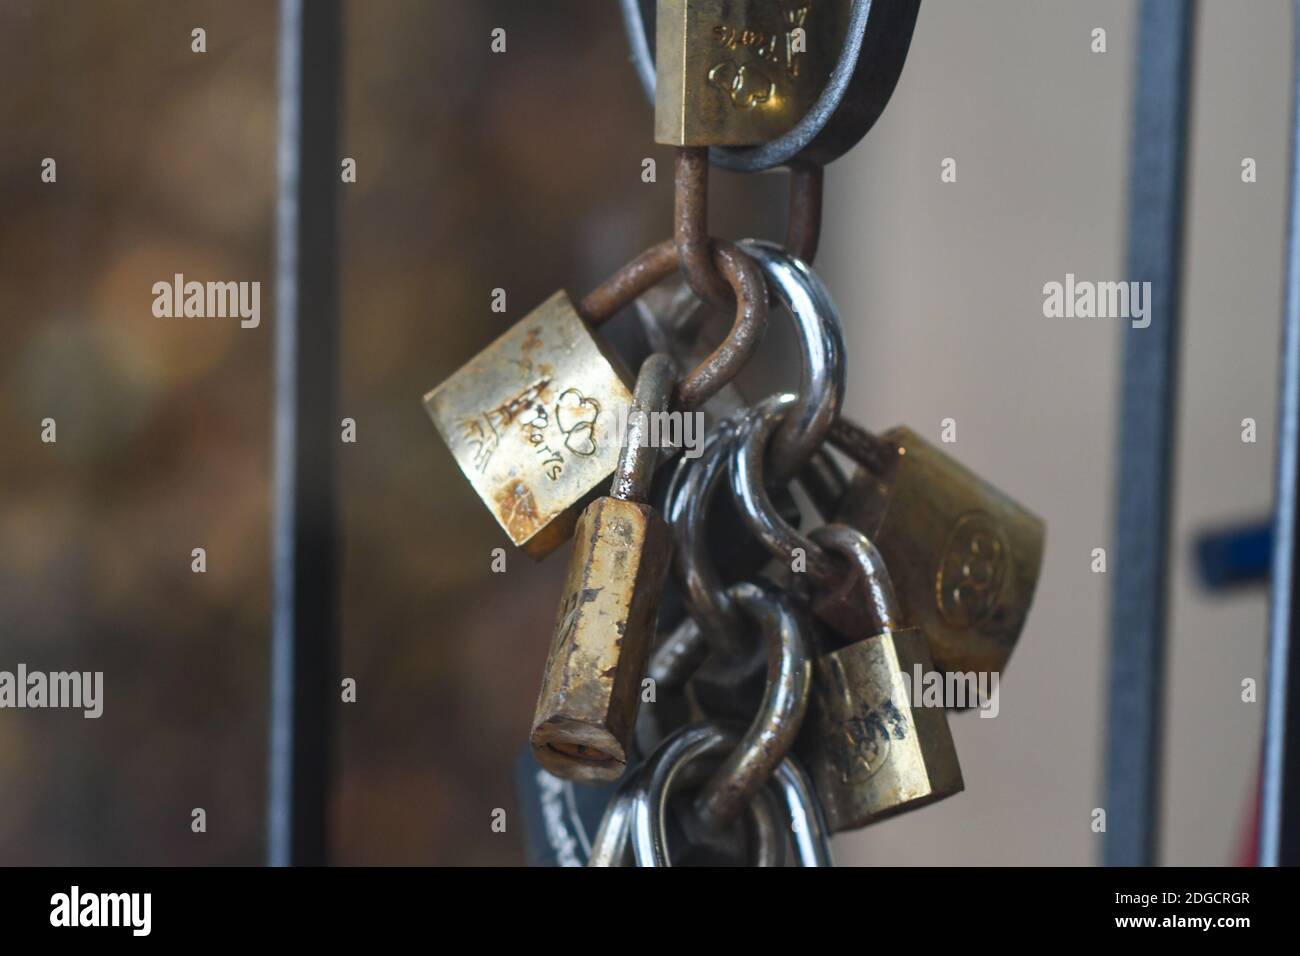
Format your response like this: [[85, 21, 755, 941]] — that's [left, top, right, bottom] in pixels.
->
[[655, 0, 848, 147], [530, 354, 677, 783], [424, 291, 633, 559], [424, 240, 767, 559], [827, 421, 1045, 676], [801, 524, 963, 831]]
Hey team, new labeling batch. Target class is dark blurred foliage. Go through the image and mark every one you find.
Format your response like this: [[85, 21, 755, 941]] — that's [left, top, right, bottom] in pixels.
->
[[0, 1, 785, 864]]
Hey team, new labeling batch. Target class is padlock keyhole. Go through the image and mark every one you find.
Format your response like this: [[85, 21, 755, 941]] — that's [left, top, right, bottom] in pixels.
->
[[547, 742, 615, 764]]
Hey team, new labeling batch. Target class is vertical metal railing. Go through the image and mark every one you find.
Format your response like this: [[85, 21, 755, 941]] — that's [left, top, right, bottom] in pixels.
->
[[1102, 0, 1196, 867], [268, 0, 343, 867], [1259, 0, 1300, 870]]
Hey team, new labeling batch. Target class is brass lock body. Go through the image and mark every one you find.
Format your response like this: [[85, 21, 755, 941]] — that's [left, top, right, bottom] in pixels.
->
[[830, 425, 1045, 676], [423, 291, 633, 559], [531, 355, 677, 783], [655, 0, 850, 146], [806, 625, 963, 831], [800, 524, 963, 830]]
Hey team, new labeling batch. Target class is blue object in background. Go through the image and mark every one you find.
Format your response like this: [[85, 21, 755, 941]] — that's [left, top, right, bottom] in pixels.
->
[[1195, 521, 1272, 590]]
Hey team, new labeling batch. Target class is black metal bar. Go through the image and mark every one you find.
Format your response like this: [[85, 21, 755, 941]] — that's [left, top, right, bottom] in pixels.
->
[[1102, 0, 1195, 867], [268, 0, 342, 867], [1259, 0, 1300, 869]]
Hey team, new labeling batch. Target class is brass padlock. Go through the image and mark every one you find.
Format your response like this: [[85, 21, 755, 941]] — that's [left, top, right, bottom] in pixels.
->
[[826, 421, 1045, 676], [423, 291, 634, 560], [530, 354, 677, 782], [425, 239, 767, 559], [655, 0, 848, 147], [800, 524, 963, 831]]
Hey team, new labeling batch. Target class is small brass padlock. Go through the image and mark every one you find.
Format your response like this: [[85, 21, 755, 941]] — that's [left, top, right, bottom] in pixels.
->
[[530, 354, 677, 783], [426, 240, 767, 560], [655, 0, 848, 147], [800, 524, 963, 831], [424, 291, 634, 560], [827, 422, 1045, 676]]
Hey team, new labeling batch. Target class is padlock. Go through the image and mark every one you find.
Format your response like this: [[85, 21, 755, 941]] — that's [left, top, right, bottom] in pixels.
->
[[655, 0, 848, 147], [530, 354, 677, 783], [800, 524, 963, 831], [425, 239, 766, 560], [423, 291, 634, 560], [626, 0, 921, 170], [826, 421, 1045, 676]]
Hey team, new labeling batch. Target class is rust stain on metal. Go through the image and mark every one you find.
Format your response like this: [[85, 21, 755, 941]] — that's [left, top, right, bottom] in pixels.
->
[[494, 480, 541, 542], [520, 325, 545, 353]]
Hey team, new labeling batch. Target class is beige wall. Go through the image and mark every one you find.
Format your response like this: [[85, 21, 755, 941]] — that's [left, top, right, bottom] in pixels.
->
[[818, 0, 1289, 865]]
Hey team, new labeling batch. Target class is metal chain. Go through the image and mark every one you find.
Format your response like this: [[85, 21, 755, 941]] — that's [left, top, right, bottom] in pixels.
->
[[587, 247, 855, 866]]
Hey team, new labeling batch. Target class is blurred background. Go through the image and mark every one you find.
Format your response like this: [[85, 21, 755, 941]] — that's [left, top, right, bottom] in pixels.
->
[[0, 0, 1287, 865]]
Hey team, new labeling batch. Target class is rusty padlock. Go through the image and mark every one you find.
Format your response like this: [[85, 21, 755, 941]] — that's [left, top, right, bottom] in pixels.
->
[[825, 420, 1045, 676], [424, 240, 766, 559], [800, 524, 963, 830], [530, 354, 678, 783]]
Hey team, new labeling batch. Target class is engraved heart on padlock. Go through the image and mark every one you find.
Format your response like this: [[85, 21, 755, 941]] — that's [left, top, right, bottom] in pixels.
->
[[707, 60, 774, 109], [555, 388, 601, 457], [634, 0, 922, 168]]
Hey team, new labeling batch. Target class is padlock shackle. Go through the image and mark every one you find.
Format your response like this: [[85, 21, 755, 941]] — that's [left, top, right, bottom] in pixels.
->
[[578, 240, 677, 324], [826, 416, 895, 475], [674, 147, 734, 312], [612, 353, 677, 503], [577, 239, 768, 411], [786, 164, 824, 265], [673, 150, 826, 311], [809, 523, 903, 635]]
